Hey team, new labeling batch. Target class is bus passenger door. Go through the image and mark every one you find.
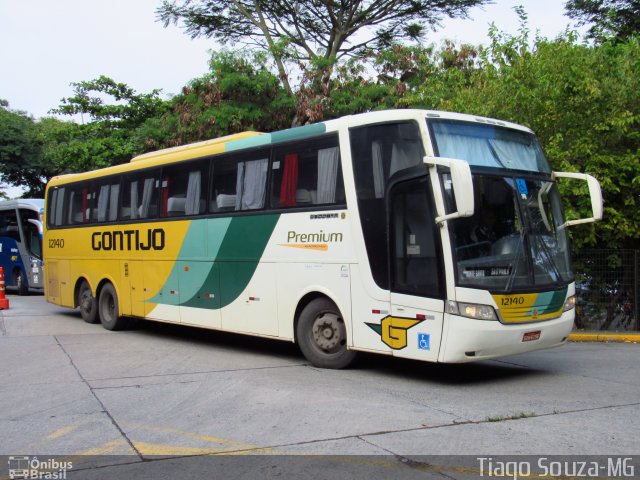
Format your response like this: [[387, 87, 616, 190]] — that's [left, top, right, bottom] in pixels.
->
[[388, 177, 445, 362]]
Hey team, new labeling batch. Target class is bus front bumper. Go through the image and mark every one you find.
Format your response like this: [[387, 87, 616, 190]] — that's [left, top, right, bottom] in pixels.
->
[[438, 311, 575, 363]]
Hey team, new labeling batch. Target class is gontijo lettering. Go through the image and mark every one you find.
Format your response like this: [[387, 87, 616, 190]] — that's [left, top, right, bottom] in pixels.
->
[[91, 228, 165, 251]]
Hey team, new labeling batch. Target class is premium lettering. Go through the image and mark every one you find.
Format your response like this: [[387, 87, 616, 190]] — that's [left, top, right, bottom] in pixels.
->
[[91, 229, 165, 251], [287, 230, 343, 243]]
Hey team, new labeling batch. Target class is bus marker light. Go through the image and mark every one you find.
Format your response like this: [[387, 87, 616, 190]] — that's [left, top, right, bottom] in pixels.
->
[[416, 314, 426, 320], [523, 330, 541, 342]]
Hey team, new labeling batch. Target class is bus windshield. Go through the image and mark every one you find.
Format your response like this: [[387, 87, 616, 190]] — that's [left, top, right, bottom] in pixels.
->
[[445, 175, 572, 291], [430, 119, 551, 173], [430, 120, 572, 292]]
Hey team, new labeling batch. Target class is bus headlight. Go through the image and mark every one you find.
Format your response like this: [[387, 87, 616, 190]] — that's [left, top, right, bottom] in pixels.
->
[[446, 300, 498, 321], [562, 295, 576, 312]]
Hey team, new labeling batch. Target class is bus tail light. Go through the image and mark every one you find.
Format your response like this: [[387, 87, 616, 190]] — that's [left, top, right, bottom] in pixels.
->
[[446, 300, 497, 321]]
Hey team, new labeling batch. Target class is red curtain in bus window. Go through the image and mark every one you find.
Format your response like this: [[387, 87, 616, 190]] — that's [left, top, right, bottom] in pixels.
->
[[161, 176, 170, 217], [279, 153, 299, 207]]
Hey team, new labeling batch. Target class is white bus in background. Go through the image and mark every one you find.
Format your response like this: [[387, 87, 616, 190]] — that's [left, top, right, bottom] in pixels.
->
[[44, 110, 602, 368], [0, 199, 44, 294]]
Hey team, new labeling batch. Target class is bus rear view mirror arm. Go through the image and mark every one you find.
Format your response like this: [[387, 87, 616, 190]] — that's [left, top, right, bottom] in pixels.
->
[[28, 218, 44, 235], [552, 172, 603, 228], [424, 155, 475, 224]]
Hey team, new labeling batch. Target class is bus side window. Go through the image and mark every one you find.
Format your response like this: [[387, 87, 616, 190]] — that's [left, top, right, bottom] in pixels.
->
[[162, 161, 207, 217], [122, 171, 160, 220], [91, 181, 120, 223], [270, 136, 343, 209], [390, 177, 443, 297], [48, 188, 66, 227], [67, 185, 90, 225], [210, 151, 269, 212], [349, 121, 424, 290]]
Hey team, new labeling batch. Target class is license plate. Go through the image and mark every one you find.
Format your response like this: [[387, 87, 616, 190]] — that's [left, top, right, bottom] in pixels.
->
[[522, 330, 541, 342]]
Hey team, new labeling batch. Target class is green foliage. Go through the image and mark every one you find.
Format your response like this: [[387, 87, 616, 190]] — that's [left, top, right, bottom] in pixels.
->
[[4, 7, 639, 252], [397, 13, 640, 250], [50, 75, 169, 170], [0, 105, 47, 196], [138, 51, 295, 148], [158, 0, 490, 124], [36, 118, 134, 173], [51, 75, 166, 129], [565, 0, 640, 43]]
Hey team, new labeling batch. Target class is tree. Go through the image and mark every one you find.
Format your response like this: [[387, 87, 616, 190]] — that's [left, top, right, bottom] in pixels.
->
[[0, 104, 48, 197], [399, 14, 640, 251], [157, 0, 491, 123], [136, 51, 295, 148], [565, 0, 640, 43], [51, 75, 167, 131], [50, 76, 169, 169]]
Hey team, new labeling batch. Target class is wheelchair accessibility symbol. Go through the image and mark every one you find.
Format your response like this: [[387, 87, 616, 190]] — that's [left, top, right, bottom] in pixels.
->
[[418, 333, 430, 351]]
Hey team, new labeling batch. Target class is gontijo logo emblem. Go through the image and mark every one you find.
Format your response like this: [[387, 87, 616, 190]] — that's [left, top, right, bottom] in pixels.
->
[[366, 316, 424, 350]]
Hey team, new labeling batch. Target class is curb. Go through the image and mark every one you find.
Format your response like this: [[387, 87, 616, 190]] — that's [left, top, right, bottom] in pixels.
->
[[569, 332, 640, 343]]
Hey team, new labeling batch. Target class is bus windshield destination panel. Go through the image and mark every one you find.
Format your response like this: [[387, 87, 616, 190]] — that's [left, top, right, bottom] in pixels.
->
[[43, 110, 602, 368]]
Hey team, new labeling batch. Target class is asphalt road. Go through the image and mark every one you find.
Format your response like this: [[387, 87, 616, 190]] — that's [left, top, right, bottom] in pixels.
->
[[1, 295, 638, 479]]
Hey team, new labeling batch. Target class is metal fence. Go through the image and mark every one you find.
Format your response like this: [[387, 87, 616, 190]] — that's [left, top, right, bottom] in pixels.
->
[[573, 249, 639, 332]]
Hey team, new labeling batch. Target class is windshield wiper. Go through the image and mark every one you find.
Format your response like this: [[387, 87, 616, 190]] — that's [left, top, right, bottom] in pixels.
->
[[504, 228, 526, 293], [532, 232, 564, 286]]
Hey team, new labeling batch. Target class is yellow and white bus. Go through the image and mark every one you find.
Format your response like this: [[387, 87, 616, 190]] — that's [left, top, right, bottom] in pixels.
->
[[44, 110, 602, 368]]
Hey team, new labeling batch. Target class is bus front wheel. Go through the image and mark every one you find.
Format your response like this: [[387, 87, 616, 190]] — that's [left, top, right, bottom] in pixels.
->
[[296, 297, 357, 369], [98, 283, 128, 331], [78, 280, 99, 324]]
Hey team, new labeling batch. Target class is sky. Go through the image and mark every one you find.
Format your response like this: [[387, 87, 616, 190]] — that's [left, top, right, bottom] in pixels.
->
[[0, 1, 583, 120]]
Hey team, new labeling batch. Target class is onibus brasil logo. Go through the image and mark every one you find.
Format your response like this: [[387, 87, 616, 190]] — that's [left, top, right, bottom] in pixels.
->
[[8, 456, 73, 479]]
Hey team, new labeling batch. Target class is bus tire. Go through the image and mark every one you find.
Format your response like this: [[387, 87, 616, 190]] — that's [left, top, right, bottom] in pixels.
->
[[78, 280, 99, 324], [296, 297, 357, 369], [14, 268, 28, 296], [98, 283, 128, 331]]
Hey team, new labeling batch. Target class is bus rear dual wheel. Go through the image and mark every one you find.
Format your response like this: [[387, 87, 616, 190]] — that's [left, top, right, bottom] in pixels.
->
[[296, 297, 357, 369], [78, 280, 99, 324], [97, 283, 129, 331]]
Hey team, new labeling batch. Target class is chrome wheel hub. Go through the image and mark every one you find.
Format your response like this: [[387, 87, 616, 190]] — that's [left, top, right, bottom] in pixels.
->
[[312, 313, 342, 352]]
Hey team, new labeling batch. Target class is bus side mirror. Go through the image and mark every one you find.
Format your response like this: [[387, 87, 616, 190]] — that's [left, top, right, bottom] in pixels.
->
[[553, 172, 603, 228], [424, 156, 475, 224]]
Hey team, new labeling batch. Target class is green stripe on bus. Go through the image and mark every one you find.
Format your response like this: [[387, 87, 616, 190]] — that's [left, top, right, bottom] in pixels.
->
[[535, 288, 567, 314], [225, 133, 271, 152], [270, 123, 326, 143], [215, 214, 279, 308], [224, 123, 326, 152], [154, 214, 280, 309]]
